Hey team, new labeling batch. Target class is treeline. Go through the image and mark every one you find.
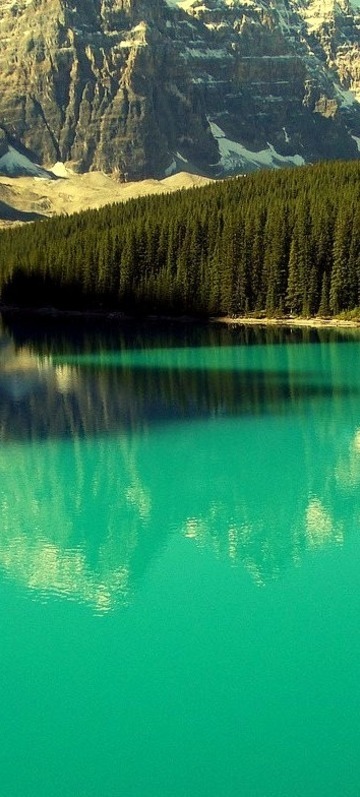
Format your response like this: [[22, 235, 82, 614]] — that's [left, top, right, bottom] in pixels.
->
[[1, 160, 360, 317]]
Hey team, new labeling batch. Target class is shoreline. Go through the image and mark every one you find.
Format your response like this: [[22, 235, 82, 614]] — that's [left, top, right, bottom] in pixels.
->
[[213, 315, 360, 328], [1, 305, 360, 329]]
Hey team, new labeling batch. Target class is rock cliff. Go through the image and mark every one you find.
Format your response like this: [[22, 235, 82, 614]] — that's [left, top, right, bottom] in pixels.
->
[[1, 0, 360, 177]]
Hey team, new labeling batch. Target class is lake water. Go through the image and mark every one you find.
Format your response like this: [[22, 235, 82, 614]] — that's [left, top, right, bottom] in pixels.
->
[[1, 317, 360, 797]]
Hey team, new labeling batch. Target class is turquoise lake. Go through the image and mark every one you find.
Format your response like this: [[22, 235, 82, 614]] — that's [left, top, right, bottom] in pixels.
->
[[1, 317, 360, 797]]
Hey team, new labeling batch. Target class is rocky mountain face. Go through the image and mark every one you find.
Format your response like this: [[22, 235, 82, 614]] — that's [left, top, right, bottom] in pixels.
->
[[1, 0, 360, 178]]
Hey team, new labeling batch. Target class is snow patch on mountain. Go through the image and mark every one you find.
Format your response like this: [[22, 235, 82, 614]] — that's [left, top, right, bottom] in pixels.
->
[[209, 121, 305, 172], [0, 146, 53, 178], [183, 46, 231, 58], [50, 162, 74, 178], [176, 151, 190, 162], [164, 158, 177, 176], [336, 84, 360, 105], [165, 0, 198, 8]]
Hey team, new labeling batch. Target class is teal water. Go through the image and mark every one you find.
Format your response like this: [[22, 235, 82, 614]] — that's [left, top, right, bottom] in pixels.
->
[[1, 318, 360, 797]]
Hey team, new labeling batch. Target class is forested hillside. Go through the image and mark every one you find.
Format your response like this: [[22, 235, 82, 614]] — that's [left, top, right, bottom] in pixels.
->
[[1, 161, 360, 318]]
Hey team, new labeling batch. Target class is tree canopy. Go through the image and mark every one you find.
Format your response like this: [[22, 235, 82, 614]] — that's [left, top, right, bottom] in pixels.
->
[[1, 160, 360, 318]]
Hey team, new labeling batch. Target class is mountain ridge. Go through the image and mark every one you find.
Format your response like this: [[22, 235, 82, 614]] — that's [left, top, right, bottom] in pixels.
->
[[1, 0, 360, 178], [0, 164, 213, 226]]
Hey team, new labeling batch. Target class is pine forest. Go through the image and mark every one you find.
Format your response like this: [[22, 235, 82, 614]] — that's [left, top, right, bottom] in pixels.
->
[[1, 160, 360, 319]]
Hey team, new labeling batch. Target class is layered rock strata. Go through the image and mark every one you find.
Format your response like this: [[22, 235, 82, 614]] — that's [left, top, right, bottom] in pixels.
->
[[0, 0, 360, 177]]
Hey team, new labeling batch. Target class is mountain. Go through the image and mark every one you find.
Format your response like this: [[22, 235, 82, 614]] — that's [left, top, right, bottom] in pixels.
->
[[1, 0, 360, 179], [0, 133, 55, 178], [0, 165, 212, 227]]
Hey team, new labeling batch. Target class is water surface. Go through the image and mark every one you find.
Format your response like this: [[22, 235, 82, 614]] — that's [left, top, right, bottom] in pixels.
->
[[1, 318, 360, 797]]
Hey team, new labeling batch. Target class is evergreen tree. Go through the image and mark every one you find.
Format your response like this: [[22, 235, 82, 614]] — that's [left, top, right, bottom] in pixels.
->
[[1, 160, 360, 319]]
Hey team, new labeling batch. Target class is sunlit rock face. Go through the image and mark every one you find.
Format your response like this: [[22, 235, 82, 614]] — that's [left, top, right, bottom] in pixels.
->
[[0, 0, 360, 178]]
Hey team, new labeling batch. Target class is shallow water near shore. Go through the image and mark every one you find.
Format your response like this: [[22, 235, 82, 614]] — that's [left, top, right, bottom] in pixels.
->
[[1, 317, 360, 797]]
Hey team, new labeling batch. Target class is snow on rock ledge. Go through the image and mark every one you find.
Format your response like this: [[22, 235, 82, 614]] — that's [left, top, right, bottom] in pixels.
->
[[209, 121, 305, 172], [0, 146, 54, 179]]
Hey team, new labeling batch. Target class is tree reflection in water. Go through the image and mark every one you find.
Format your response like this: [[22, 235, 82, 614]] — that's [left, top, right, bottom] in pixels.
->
[[1, 316, 360, 610]]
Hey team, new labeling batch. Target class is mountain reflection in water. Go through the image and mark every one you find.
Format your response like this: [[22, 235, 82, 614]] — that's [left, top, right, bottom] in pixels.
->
[[1, 316, 360, 612]]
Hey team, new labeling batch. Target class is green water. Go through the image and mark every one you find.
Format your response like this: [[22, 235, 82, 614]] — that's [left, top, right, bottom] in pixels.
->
[[1, 318, 360, 797]]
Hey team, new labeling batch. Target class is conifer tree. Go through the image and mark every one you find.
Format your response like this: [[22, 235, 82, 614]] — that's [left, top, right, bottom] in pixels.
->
[[330, 202, 353, 314]]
